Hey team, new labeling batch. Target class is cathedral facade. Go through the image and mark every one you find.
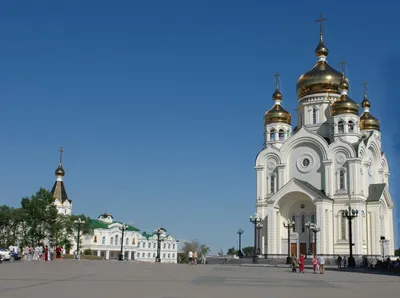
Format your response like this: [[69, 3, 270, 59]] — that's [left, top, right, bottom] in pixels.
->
[[255, 20, 395, 259]]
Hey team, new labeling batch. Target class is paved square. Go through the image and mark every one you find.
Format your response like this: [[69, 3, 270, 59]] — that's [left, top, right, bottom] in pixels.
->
[[0, 261, 398, 298]]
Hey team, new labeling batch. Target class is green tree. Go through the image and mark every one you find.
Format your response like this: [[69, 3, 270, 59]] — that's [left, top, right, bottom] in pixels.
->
[[227, 247, 236, 255], [21, 188, 59, 245], [242, 246, 254, 256], [181, 240, 210, 258], [395, 248, 400, 257]]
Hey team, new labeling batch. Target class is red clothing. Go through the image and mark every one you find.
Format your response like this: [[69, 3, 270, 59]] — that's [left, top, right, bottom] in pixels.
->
[[45, 248, 48, 261], [299, 256, 305, 272]]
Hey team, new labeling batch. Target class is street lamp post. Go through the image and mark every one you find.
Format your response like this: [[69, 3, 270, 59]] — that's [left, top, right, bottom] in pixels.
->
[[310, 226, 320, 256], [283, 220, 295, 264], [74, 218, 85, 260], [237, 229, 244, 258], [342, 205, 358, 268], [155, 228, 165, 263], [119, 224, 128, 261], [249, 214, 262, 264], [257, 224, 263, 256], [305, 222, 313, 257]]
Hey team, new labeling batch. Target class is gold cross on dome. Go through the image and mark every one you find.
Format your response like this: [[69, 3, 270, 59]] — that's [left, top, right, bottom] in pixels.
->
[[316, 14, 327, 34], [274, 72, 280, 89], [58, 147, 64, 163], [340, 60, 347, 74], [361, 81, 368, 94]]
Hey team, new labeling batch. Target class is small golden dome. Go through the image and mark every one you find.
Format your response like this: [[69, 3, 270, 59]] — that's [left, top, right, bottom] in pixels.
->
[[360, 93, 380, 131], [331, 95, 359, 116], [264, 104, 291, 125], [55, 163, 65, 176], [338, 74, 349, 91], [272, 89, 282, 101], [315, 36, 329, 57]]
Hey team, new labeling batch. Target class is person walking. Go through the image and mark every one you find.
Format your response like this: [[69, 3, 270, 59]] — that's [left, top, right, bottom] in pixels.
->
[[193, 251, 198, 265], [299, 254, 305, 273], [188, 250, 193, 265], [337, 255, 342, 269], [291, 254, 297, 273], [343, 256, 347, 268], [312, 255, 318, 274], [318, 255, 325, 274]]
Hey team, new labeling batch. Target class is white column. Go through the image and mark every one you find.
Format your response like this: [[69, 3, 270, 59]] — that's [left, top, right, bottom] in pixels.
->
[[277, 165, 285, 190], [97, 250, 101, 257], [267, 207, 277, 255], [347, 159, 360, 195], [322, 160, 333, 196], [316, 202, 326, 254], [255, 166, 264, 200], [387, 208, 395, 255], [326, 207, 334, 255], [352, 203, 363, 255], [105, 250, 110, 260]]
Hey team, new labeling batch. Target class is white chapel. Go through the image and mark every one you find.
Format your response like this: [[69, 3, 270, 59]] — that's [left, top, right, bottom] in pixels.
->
[[255, 18, 395, 259]]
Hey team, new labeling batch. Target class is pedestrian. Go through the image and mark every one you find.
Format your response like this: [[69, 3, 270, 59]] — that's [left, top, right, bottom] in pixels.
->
[[343, 256, 347, 267], [299, 254, 305, 273], [312, 255, 318, 274], [188, 250, 193, 265], [193, 251, 198, 265], [291, 254, 297, 272], [337, 255, 342, 268], [318, 255, 325, 274]]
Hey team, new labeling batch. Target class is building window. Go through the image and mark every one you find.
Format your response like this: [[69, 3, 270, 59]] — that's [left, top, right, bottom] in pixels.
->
[[125, 238, 129, 246], [278, 129, 285, 140], [338, 120, 344, 133], [270, 129, 276, 141], [153, 243, 156, 248], [339, 169, 346, 190], [115, 235, 118, 245], [172, 253, 175, 258], [153, 253, 156, 257], [270, 174, 276, 193], [348, 120, 354, 132], [102, 237, 106, 245], [173, 244, 175, 249], [94, 235, 97, 243], [163, 243, 166, 249], [148, 242, 151, 248], [301, 214, 305, 233], [340, 215, 347, 240], [312, 107, 317, 124], [142, 253, 145, 257], [163, 253, 166, 258], [110, 237, 114, 245], [132, 238, 136, 245], [147, 253, 150, 258], [168, 253, 170, 258], [168, 244, 171, 249], [292, 215, 296, 232], [310, 214, 315, 224]]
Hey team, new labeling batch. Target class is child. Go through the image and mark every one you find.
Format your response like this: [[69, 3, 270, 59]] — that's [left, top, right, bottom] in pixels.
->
[[312, 255, 318, 274]]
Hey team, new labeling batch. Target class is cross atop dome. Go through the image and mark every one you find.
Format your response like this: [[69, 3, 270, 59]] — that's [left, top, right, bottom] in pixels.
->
[[316, 14, 327, 35], [314, 14, 329, 59], [274, 72, 281, 90]]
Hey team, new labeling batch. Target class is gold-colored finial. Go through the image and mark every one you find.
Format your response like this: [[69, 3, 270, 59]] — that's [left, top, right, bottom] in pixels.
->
[[340, 60, 347, 74], [58, 147, 64, 163], [274, 72, 280, 90], [362, 81, 368, 95], [316, 14, 327, 35]]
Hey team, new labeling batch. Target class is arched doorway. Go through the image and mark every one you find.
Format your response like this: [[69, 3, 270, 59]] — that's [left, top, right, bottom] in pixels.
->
[[278, 191, 316, 256]]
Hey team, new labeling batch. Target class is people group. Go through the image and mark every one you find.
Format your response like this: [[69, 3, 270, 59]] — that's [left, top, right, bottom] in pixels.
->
[[291, 254, 326, 274], [21, 244, 63, 262]]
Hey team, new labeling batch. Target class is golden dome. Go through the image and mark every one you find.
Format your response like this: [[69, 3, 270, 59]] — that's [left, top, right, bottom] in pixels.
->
[[55, 163, 65, 176], [360, 93, 380, 131], [264, 79, 291, 125], [331, 74, 359, 116]]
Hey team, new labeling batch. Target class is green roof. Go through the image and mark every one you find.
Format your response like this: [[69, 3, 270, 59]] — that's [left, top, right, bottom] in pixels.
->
[[89, 219, 140, 232]]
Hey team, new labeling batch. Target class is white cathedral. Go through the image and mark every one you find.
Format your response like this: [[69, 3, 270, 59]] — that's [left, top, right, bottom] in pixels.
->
[[255, 19, 395, 259]]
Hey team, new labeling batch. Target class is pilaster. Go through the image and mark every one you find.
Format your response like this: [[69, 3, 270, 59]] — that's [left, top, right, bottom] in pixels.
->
[[255, 165, 264, 201], [267, 207, 277, 254], [347, 158, 361, 195], [322, 160, 333, 196], [315, 202, 326, 254], [106, 250, 110, 260], [276, 164, 286, 190]]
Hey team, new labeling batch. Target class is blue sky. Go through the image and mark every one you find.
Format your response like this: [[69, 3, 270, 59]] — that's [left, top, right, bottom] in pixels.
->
[[0, 0, 399, 253]]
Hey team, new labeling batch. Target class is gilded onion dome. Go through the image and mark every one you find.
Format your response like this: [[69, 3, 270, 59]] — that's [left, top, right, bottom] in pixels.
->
[[296, 16, 342, 98], [264, 74, 291, 125], [360, 89, 380, 131], [55, 163, 65, 176], [331, 72, 359, 116]]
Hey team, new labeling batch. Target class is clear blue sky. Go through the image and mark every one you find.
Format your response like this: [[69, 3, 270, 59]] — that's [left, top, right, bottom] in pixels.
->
[[0, 0, 399, 253]]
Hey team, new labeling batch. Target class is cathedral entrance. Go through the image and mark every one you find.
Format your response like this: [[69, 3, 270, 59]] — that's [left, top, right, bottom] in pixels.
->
[[278, 191, 316, 256]]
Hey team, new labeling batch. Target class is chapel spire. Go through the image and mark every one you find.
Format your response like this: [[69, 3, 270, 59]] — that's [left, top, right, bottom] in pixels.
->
[[360, 82, 380, 131], [315, 14, 329, 60]]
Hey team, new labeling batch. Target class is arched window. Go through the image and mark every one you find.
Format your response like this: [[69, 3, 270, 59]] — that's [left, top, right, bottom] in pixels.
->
[[310, 214, 315, 224], [270, 129, 276, 141], [348, 120, 354, 132], [142, 253, 145, 257], [163, 243, 166, 249], [153, 243, 156, 248], [168, 243, 171, 249], [339, 169, 346, 190], [338, 120, 344, 133], [115, 235, 119, 245], [137, 242, 141, 248], [279, 129, 285, 140], [148, 242, 151, 248], [153, 253, 156, 257], [94, 235, 97, 243], [110, 237, 114, 245], [340, 215, 347, 240], [301, 215, 305, 233], [312, 107, 318, 124], [147, 253, 150, 257], [292, 215, 296, 232], [163, 253, 166, 258], [173, 244, 176, 249], [168, 253, 170, 258], [102, 237, 106, 245], [270, 175, 276, 194]]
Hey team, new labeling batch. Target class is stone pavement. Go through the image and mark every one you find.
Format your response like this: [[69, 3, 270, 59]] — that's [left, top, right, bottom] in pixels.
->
[[0, 260, 398, 298]]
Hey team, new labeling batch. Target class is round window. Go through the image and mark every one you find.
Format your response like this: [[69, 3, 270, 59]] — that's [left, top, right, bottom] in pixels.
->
[[303, 158, 310, 167]]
